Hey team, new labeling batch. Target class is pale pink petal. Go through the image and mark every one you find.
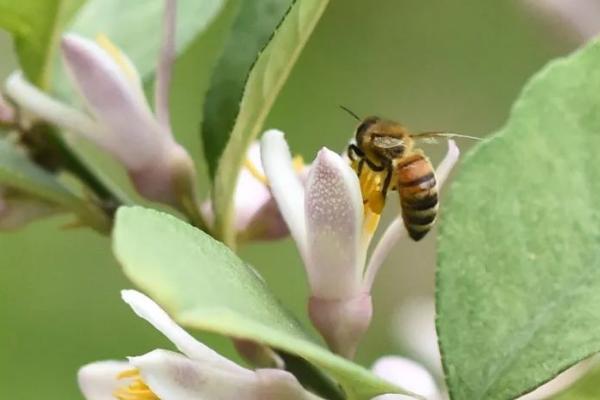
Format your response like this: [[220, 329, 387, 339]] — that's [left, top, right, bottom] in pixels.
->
[[261, 130, 308, 255], [131, 350, 322, 400], [78, 360, 131, 400], [308, 293, 372, 359], [130, 349, 255, 400], [253, 369, 324, 400], [522, 0, 600, 40], [392, 296, 443, 376], [305, 147, 363, 299], [5, 71, 102, 140], [121, 290, 245, 373], [372, 356, 440, 399], [61, 34, 166, 169], [231, 143, 287, 239], [201, 143, 288, 240]]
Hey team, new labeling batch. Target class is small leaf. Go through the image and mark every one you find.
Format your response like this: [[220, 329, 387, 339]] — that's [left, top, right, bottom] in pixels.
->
[[0, 0, 83, 89], [0, 138, 109, 231], [65, 0, 226, 83], [113, 206, 416, 400], [201, 0, 293, 179], [206, 0, 330, 244], [437, 39, 600, 399]]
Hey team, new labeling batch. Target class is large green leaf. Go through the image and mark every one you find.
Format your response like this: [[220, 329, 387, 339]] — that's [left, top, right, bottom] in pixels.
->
[[437, 39, 600, 399], [0, 0, 83, 89], [0, 138, 109, 231], [208, 0, 329, 244], [113, 206, 415, 400], [201, 0, 293, 179], [67, 0, 226, 83]]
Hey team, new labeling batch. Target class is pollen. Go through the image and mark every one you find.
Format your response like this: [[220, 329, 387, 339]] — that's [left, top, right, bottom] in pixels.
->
[[113, 368, 159, 400], [96, 34, 139, 83], [244, 154, 305, 186], [356, 165, 385, 236], [358, 167, 385, 215]]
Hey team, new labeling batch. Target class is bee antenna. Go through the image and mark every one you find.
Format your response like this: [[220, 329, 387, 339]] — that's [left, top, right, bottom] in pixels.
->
[[339, 105, 361, 121]]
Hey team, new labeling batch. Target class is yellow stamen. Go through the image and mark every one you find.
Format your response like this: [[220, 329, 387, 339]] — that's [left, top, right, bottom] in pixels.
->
[[243, 154, 306, 186], [292, 155, 305, 173], [113, 368, 159, 400], [351, 161, 386, 236], [244, 158, 268, 185], [96, 34, 138, 83]]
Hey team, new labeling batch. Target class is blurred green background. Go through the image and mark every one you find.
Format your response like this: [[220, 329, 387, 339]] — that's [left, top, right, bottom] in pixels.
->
[[0, 0, 581, 398]]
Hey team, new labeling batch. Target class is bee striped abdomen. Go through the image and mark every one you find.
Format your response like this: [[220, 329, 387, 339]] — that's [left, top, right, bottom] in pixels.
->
[[395, 154, 438, 241]]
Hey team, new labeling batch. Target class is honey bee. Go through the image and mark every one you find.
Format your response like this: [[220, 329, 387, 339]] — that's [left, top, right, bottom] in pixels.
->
[[343, 108, 477, 241]]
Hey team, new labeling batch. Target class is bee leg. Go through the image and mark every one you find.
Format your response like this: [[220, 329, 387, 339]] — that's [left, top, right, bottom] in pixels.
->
[[347, 144, 364, 161], [364, 158, 385, 172], [381, 163, 393, 197]]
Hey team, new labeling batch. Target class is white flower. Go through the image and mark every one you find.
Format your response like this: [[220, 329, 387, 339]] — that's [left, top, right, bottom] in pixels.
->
[[383, 296, 593, 400], [4, 0, 197, 212], [78, 290, 323, 400], [260, 129, 460, 358], [201, 142, 305, 242]]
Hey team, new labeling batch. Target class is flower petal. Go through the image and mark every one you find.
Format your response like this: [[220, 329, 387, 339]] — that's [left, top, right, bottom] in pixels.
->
[[261, 130, 308, 256], [522, 0, 600, 40], [121, 290, 245, 373], [372, 356, 440, 399], [130, 349, 255, 400], [304, 147, 363, 299], [61, 34, 166, 169], [392, 296, 443, 379], [131, 350, 322, 400], [254, 369, 324, 400], [5, 71, 102, 140], [78, 360, 131, 400]]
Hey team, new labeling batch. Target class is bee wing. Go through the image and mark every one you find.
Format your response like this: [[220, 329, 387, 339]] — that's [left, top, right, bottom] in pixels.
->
[[372, 134, 405, 149], [416, 136, 439, 144], [411, 132, 481, 142]]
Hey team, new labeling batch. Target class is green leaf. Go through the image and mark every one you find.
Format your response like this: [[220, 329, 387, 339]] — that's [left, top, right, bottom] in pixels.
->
[[437, 39, 600, 399], [206, 0, 330, 244], [201, 0, 293, 179], [113, 206, 415, 400], [66, 0, 226, 82], [0, 138, 109, 231], [0, 0, 83, 89], [552, 364, 600, 400]]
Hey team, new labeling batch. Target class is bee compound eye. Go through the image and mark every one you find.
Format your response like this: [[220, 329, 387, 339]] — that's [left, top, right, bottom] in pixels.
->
[[356, 117, 379, 140]]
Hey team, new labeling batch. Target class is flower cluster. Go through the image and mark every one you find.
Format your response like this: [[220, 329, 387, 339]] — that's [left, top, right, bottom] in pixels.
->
[[261, 129, 460, 358], [2, 0, 592, 399]]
